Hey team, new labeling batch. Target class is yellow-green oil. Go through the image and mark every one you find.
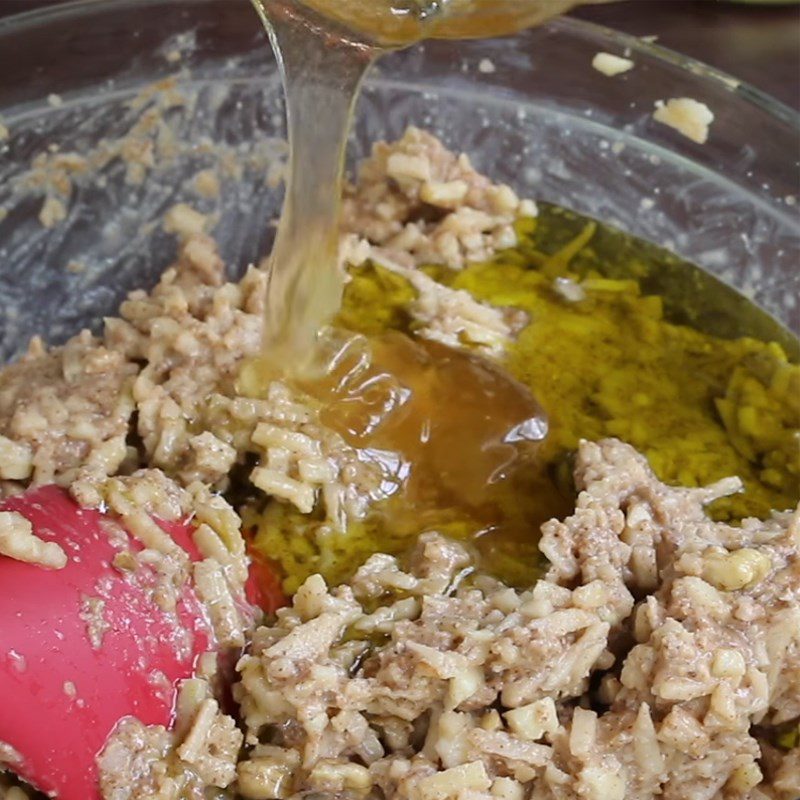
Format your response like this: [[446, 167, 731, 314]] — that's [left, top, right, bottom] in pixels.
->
[[249, 207, 800, 593]]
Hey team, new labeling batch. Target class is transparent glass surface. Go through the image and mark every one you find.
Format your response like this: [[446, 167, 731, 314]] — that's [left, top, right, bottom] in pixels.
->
[[0, 0, 798, 362]]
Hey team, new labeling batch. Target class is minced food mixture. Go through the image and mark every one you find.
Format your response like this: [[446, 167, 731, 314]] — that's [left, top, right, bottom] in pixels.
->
[[0, 129, 798, 800]]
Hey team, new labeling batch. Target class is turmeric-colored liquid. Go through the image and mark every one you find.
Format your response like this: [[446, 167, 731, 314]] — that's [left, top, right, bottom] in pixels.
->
[[243, 1, 798, 595], [248, 210, 799, 593], [243, 326, 565, 590]]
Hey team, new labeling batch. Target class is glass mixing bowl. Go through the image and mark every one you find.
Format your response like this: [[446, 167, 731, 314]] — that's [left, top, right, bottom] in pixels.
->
[[0, 0, 798, 364]]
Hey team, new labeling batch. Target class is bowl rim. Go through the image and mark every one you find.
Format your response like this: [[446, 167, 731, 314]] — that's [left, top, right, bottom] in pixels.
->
[[2, 0, 798, 129]]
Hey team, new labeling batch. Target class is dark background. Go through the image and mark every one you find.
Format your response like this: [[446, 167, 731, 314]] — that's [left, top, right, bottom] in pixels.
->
[[1, 0, 799, 109]]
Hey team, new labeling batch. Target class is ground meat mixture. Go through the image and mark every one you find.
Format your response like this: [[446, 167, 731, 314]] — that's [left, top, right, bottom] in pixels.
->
[[233, 440, 799, 800]]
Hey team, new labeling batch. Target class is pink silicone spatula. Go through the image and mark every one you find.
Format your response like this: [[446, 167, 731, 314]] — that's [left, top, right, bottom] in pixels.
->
[[0, 485, 217, 800]]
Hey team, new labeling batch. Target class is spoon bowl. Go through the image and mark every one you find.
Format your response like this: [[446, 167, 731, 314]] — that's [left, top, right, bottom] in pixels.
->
[[0, 485, 216, 800]]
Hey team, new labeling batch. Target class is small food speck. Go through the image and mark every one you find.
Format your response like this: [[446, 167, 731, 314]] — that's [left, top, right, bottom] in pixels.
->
[[163, 202, 208, 238], [8, 650, 27, 674], [39, 195, 67, 228], [553, 276, 586, 303], [165, 49, 182, 63], [653, 97, 714, 144], [66, 261, 86, 274], [193, 169, 221, 199], [47, 93, 64, 108], [591, 52, 634, 77], [478, 58, 496, 74], [78, 595, 111, 649]]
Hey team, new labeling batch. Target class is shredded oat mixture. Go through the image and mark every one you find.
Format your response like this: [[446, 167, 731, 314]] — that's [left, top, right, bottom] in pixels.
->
[[0, 130, 797, 800], [341, 127, 537, 271], [232, 441, 799, 800]]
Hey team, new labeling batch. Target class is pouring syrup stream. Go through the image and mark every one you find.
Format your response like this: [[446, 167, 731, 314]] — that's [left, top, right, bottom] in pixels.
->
[[242, 0, 595, 584]]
